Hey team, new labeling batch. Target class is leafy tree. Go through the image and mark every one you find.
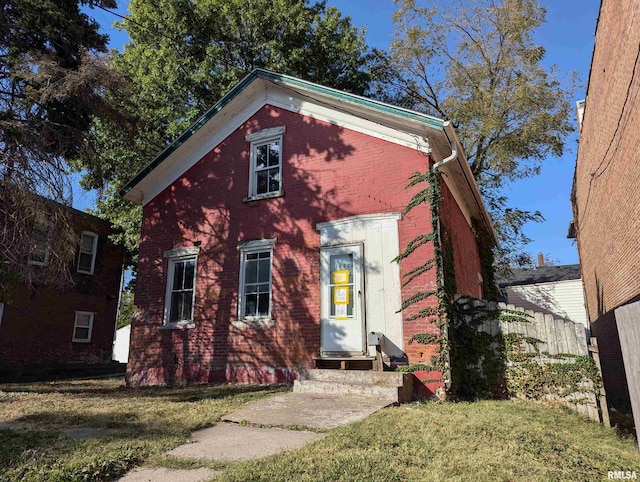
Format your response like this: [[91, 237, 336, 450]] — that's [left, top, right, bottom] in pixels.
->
[[117, 289, 137, 329], [381, 0, 575, 270], [0, 0, 123, 290], [74, 0, 376, 265]]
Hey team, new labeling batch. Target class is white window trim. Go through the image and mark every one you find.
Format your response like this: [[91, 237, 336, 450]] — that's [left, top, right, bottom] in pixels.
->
[[28, 226, 51, 266], [238, 238, 276, 324], [77, 231, 99, 275], [163, 248, 199, 327], [72, 311, 94, 343], [246, 126, 285, 200]]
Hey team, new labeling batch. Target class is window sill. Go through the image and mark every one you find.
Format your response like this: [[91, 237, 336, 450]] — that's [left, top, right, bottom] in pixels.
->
[[159, 322, 196, 330], [243, 191, 284, 203], [231, 317, 274, 329]]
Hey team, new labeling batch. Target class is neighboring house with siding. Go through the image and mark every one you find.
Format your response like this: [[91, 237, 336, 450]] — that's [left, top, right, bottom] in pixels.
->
[[571, 0, 640, 414], [0, 206, 123, 378], [119, 69, 496, 396], [498, 264, 589, 337]]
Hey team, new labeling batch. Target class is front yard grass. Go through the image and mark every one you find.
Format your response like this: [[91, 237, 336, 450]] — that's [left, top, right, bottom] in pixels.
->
[[0, 378, 285, 481], [219, 400, 640, 482], [1, 378, 639, 481]]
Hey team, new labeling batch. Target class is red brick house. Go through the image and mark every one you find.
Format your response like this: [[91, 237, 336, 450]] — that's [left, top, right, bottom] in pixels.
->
[[571, 0, 640, 416], [120, 70, 495, 393], [0, 206, 123, 378]]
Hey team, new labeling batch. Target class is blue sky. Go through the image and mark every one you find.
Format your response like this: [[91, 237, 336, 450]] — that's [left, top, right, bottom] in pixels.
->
[[84, 0, 601, 265]]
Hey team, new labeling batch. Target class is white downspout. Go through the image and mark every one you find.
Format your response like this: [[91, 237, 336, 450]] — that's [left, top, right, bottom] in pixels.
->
[[430, 126, 456, 392]]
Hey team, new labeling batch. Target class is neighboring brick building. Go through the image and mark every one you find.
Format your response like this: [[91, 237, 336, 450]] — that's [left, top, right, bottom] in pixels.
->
[[0, 206, 123, 377], [571, 0, 640, 411], [120, 70, 495, 394]]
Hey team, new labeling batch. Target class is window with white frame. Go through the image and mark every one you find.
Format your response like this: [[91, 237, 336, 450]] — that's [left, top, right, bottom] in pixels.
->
[[238, 239, 275, 320], [77, 232, 98, 274], [73, 311, 94, 342], [28, 225, 50, 266], [164, 247, 199, 325], [246, 126, 285, 198]]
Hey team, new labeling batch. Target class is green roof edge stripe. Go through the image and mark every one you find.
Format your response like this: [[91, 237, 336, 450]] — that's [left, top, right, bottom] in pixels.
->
[[119, 69, 445, 197]]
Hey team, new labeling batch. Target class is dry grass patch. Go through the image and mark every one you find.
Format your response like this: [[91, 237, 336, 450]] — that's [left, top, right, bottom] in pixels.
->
[[0, 378, 285, 481]]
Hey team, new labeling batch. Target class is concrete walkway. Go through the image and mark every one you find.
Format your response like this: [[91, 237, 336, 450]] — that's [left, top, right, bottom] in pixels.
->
[[117, 391, 394, 481]]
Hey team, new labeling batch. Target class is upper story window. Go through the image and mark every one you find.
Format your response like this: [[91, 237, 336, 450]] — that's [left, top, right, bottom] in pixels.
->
[[245, 126, 285, 199], [77, 232, 98, 275], [28, 225, 50, 266], [163, 246, 200, 326]]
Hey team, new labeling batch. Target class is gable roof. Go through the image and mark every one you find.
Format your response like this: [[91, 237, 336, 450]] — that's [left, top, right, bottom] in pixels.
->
[[497, 264, 582, 287], [119, 69, 497, 244]]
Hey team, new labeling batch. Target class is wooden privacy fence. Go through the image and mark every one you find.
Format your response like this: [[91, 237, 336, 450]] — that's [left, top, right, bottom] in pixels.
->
[[453, 297, 606, 423], [479, 303, 589, 356]]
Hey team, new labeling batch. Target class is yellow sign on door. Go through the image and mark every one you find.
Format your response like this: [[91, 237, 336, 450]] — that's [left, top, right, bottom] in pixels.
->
[[332, 270, 349, 284], [334, 286, 349, 305]]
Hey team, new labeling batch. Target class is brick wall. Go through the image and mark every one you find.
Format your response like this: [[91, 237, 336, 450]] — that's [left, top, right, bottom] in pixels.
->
[[573, 0, 640, 411], [128, 105, 480, 387], [0, 213, 123, 366], [574, 0, 640, 321], [440, 178, 483, 298]]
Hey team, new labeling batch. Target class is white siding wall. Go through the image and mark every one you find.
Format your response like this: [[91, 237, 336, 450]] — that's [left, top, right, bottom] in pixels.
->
[[112, 324, 131, 363], [317, 213, 404, 358], [505, 279, 589, 330]]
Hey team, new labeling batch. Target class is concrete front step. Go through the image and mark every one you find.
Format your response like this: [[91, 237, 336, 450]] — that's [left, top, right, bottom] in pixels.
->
[[300, 368, 409, 386], [294, 369, 414, 403]]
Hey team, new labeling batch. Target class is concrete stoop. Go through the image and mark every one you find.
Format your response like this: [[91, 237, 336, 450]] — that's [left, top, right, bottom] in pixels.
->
[[293, 369, 413, 403]]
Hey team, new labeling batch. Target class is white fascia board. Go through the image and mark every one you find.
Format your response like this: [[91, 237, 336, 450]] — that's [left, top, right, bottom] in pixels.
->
[[438, 122, 498, 245], [265, 86, 432, 154], [137, 82, 268, 205], [133, 79, 436, 207]]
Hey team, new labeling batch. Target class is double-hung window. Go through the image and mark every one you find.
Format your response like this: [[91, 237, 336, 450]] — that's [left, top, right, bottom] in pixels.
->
[[163, 247, 199, 326], [246, 126, 285, 199], [28, 225, 50, 266], [238, 239, 275, 321], [77, 232, 98, 274], [73, 311, 94, 342]]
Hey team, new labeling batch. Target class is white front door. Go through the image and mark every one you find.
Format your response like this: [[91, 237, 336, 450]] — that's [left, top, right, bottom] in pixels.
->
[[320, 244, 365, 355]]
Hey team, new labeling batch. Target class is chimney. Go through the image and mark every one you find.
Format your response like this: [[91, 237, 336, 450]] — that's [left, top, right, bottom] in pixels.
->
[[537, 252, 545, 267]]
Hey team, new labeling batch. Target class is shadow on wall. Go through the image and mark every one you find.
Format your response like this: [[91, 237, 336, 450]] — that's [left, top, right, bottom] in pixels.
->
[[128, 107, 395, 386], [505, 284, 576, 324]]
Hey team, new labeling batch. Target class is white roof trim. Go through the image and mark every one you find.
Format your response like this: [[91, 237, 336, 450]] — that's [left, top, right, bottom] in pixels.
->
[[132, 79, 435, 207]]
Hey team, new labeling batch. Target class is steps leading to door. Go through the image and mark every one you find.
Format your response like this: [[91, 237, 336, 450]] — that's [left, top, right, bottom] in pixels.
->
[[293, 369, 414, 404]]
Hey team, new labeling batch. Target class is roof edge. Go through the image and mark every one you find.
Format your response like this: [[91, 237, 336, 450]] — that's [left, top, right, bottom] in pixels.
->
[[441, 122, 498, 246], [119, 69, 446, 200]]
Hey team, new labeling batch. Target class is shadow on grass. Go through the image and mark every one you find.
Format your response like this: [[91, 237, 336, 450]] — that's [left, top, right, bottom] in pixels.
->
[[0, 379, 284, 402], [0, 429, 71, 469]]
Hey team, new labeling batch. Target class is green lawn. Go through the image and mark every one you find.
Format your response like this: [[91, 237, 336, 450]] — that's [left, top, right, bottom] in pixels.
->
[[0, 378, 638, 481]]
